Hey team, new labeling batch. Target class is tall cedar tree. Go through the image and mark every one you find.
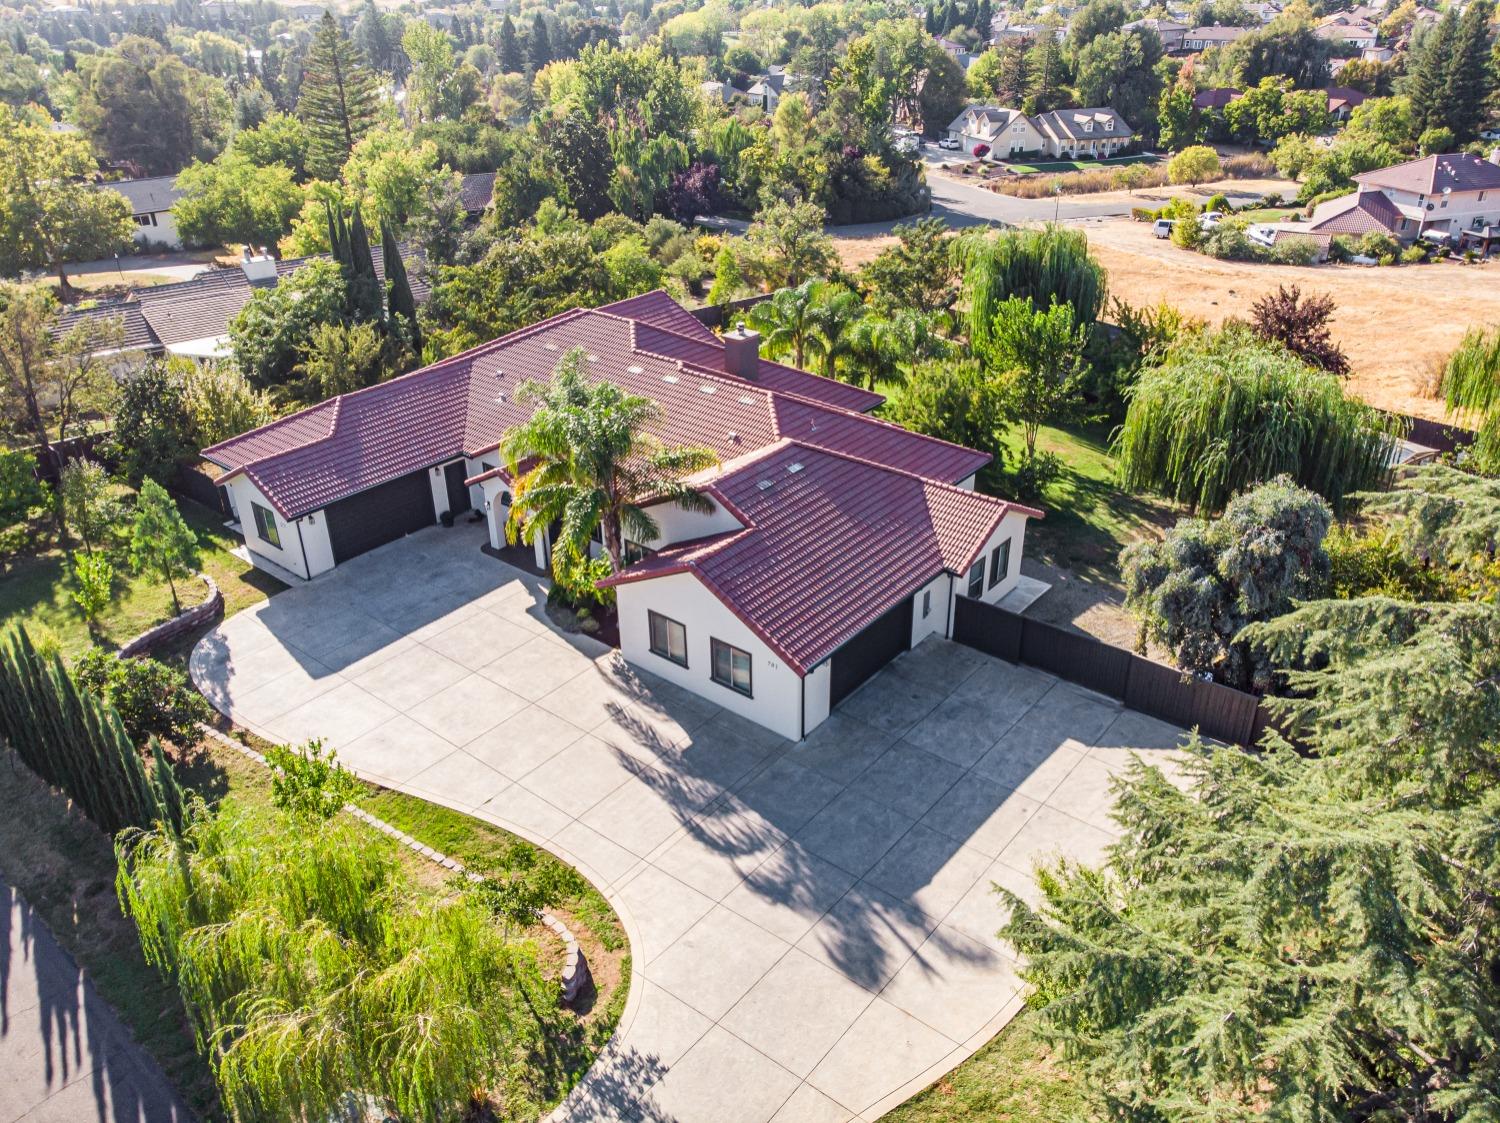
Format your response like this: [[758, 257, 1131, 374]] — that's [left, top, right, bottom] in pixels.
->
[[528, 14, 552, 72], [499, 14, 522, 73], [298, 12, 381, 180], [381, 220, 421, 359], [1405, 10, 1455, 137], [1440, 0, 1495, 143]]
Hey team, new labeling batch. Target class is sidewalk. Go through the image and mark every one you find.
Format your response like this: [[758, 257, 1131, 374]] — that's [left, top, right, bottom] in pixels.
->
[[0, 876, 194, 1123]]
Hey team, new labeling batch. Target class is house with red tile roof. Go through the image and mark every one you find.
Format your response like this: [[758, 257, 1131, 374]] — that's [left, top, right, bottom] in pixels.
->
[[203, 291, 1041, 740], [1307, 151, 1500, 246]]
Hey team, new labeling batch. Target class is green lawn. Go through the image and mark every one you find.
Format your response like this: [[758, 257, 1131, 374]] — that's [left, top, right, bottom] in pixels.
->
[[997, 422, 1180, 583], [0, 490, 284, 663], [1233, 206, 1303, 222], [1001, 154, 1159, 174], [885, 1007, 1091, 1122]]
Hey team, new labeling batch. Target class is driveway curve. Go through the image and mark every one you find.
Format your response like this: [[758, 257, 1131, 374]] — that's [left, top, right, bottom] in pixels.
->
[[190, 522, 1188, 1122]]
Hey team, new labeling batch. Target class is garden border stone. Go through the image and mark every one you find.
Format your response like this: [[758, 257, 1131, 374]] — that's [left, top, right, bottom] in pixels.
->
[[119, 574, 223, 659]]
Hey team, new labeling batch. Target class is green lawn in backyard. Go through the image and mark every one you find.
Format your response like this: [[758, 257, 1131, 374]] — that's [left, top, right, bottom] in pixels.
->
[[1000, 154, 1158, 175], [997, 421, 1179, 583], [1233, 206, 1304, 222], [0, 490, 284, 663], [884, 1006, 1090, 1123]]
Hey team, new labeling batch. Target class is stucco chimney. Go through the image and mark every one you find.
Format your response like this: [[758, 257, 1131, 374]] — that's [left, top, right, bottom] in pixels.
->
[[240, 246, 278, 284], [723, 320, 761, 379], [1490, 147, 1500, 166]]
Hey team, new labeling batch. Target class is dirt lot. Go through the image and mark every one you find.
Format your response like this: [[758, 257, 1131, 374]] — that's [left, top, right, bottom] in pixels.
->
[[835, 207, 1499, 422]]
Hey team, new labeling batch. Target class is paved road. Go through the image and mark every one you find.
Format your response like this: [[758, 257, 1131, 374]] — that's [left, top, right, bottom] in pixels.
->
[[191, 521, 1190, 1123], [0, 877, 194, 1123]]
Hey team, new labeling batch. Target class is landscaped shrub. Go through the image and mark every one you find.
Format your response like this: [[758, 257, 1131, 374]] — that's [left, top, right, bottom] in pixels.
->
[[74, 651, 212, 748], [1400, 244, 1427, 264], [1356, 231, 1400, 261], [115, 797, 560, 1122], [0, 627, 182, 835], [1265, 238, 1319, 265], [1204, 192, 1231, 214]]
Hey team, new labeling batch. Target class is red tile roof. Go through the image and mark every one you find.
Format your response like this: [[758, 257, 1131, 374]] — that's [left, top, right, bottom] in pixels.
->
[[203, 293, 983, 519], [1308, 189, 1404, 235], [601, 441, 1040, 673]]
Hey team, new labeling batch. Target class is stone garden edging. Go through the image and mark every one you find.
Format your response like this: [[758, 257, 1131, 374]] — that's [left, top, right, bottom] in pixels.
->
[[119, 575, 223, 659], [196, 722, 592, 1006]]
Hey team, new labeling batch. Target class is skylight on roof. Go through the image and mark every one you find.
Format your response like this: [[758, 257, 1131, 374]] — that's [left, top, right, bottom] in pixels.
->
[[700, 385, 716, 394], [543, 342, 558, 351], [787, 462, 804, 474], [627, 365, 644, 374], [587, 353, 600, 362], [738, 394, 755, 404], [662, 374, 679, 384], [757, 479, 775, 491]]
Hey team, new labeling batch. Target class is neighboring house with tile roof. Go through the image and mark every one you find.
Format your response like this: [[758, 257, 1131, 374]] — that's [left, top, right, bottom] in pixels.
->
[[1307, 151, 1500, 244], [1315, 12, 1379, 47], [202, 292, 1038, 741], [95, 174, 183, 247], [458, 172, 496, 217], [1323, 84, 1368, 120], [1192, 86, 1242, 111]]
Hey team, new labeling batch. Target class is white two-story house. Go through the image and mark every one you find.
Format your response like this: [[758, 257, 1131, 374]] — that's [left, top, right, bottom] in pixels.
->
[[944, 106, 1048, 156], [1310, 151, 1500, 249]]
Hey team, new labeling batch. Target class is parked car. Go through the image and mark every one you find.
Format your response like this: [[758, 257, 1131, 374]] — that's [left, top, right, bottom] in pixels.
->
[[1247, 225, 1276, 248], [1153, 218, 1176, 238], [938, 137, 962, 150], [1200, 210, 1226, 227]]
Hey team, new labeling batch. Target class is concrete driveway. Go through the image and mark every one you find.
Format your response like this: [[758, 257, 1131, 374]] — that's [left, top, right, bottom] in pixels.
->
[[191, 521, 1189, 1122]]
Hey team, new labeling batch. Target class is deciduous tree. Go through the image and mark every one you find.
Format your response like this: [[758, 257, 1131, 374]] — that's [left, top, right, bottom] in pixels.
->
[[1249, 284, 1349, 375]]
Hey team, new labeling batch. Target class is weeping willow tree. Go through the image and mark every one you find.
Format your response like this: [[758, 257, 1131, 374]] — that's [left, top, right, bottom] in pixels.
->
[[116, 799, 554, 1123], [1002, 596, 1500, 1122], [956, 224, 1107, 349], [1116, 327, 1403, 513], [1439, 325, 1500, 473]]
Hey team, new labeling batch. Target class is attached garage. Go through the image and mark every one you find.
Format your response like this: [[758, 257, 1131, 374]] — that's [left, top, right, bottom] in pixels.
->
[[828, 594, 915, 706], [325, 469, 437, 564]]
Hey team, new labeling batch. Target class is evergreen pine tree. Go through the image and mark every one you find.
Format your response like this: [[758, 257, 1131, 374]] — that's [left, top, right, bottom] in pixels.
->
[[1404, 10, 1456, 136], [528, 14, 552, 72], [1440, 0, 1495, 143], [977, 0, 993, 37], [354, 0, 394, 75], [382, 221, 422, 361], [925, 5, 938, 34], [995, 39, 1031, 105], [298, 11, 382, 180], [499, 14, 522, 73]]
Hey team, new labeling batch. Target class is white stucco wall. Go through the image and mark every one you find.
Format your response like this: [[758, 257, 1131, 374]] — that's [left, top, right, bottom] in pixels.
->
[[226, 475, 334, 580], [972, 511, 1031, 604], [638, 494, 745, 548], [802, 660, 831, 736], [477, 474, 547, 567], [615, 570, 806, 741], [911, 572, 952, 648], [132, 208, 181, 248]]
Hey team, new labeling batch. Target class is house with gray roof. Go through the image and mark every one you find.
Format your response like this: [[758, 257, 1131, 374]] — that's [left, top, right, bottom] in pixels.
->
[[1307, 151, 1500, 248], [1030, 107, 1135, 158], [945, 105, 1046, 156], [97, 175, 183, 248]]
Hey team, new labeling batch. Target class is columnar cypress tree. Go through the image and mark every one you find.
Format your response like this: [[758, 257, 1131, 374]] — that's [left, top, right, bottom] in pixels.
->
[[0, 627, 176, 835], [1404, 10, 1456, 136], [346, 204, 382, 324], [299, 12, 381, 180], [381, 220, 421, 359]]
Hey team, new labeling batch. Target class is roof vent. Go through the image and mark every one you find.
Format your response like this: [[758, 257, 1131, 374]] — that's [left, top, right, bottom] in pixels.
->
[[699, 384, 716, 394], [787, 462, 804, 474], [495, 391, 506, 403], [627, 365, 644, 374], [727, 431, 739, 442], [756, 479, 775, 491]]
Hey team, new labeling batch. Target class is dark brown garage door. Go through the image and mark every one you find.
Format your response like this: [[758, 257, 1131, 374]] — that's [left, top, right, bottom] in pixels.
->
[[829, 594, 914, 706], [326, 469, 436, 564]]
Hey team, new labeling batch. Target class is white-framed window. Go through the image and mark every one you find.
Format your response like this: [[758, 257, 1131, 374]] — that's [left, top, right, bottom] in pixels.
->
[[251, 502, 281, 549], [648, 611, 688, 667], [988, 539, 1011, 588], [711, 638, 753, 697]]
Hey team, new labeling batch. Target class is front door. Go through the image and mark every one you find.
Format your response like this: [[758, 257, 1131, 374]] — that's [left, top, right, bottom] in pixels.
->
[[443, 460, 472, 516]]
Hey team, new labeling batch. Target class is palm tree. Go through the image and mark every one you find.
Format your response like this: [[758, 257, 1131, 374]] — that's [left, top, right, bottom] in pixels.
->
[[804, 284, 864, 381], [745, 280, 819, 369], [500, 349, 720, 574]]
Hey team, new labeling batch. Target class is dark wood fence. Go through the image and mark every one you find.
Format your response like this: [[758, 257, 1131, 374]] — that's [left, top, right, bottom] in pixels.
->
[[170, 459, 233, 516], [22, 431, 114, 484], [688, 294, 771, 330], [953, 596, 1265, 747]]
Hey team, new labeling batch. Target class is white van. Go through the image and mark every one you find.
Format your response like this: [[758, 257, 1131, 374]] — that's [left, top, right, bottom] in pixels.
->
[[1153, 218, 1175, 238]]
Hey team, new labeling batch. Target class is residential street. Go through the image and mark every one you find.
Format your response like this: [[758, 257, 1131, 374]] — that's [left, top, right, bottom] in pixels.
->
[[0, 878, 194, 1123]]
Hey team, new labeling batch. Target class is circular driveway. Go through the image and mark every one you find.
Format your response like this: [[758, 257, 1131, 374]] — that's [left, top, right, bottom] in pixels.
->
[[191, 522, 1189, 1122]]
